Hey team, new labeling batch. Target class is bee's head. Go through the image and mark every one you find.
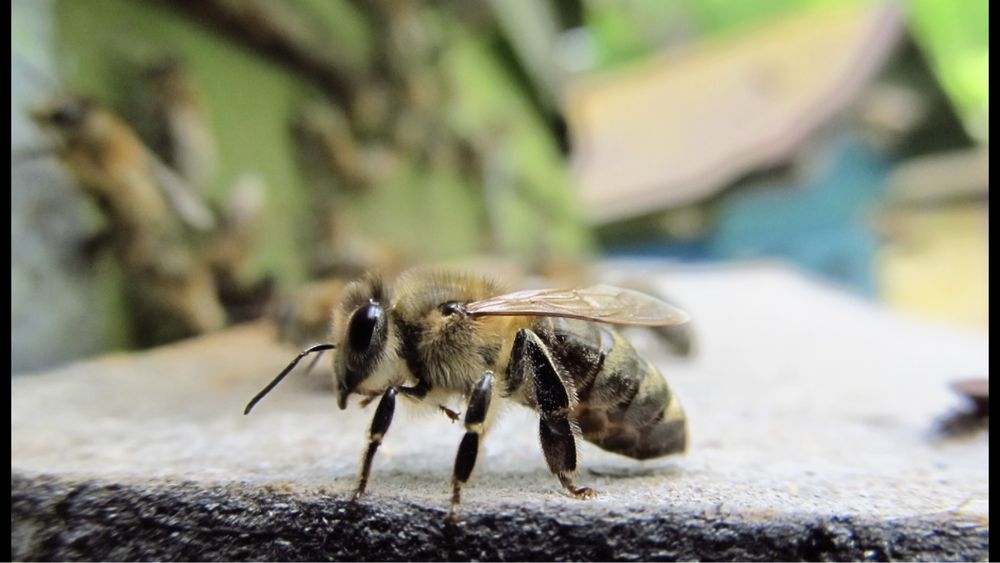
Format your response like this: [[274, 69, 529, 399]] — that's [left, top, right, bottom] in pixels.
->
[[333, 274, 397, 409], [30, 96, 94, 135]]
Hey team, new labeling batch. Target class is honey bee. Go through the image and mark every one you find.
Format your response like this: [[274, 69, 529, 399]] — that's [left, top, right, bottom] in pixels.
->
[[29, 95, 226, 343], [29, 95, 216, 234], [245, 269, 689, 520], [142, 57, 218, 191]]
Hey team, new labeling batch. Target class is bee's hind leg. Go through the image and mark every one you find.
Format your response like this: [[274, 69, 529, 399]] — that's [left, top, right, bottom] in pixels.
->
[[515, 329, 596, 500], [447, 370, 495, 523]]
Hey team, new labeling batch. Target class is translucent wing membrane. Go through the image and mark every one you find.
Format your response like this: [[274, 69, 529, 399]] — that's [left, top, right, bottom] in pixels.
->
[[465, 285, 690, 326]]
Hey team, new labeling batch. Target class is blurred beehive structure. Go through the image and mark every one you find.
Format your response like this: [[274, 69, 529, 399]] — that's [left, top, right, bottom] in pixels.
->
[[567, 3, 904, 223]]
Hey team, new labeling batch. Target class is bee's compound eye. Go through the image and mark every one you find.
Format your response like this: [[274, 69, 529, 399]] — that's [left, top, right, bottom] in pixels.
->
[[348, 302, 382, 352]]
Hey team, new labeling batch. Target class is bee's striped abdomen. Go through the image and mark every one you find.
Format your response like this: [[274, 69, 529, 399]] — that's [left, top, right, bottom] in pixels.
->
[[543, 319, 687, 460]]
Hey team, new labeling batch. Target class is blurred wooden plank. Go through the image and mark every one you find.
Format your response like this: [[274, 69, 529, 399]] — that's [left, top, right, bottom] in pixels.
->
[[886, 147, 989, 205], [567, 3, 903, 224]]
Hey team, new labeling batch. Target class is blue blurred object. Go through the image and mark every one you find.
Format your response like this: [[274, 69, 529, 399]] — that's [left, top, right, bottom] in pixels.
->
[[609, 136, 892, 296]]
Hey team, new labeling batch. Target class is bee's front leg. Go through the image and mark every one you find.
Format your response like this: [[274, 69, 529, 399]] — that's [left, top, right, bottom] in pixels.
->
[[514, 329, 596, 500], [353, 384, 427, 501], [353, 387, 398, 502], [446, 370, 495, 523]]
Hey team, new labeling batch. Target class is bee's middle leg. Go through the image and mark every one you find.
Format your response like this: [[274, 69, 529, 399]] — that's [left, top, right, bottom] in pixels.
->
[[516, 329, 596, 499], [438, 405, 461, 422], [447, 370, 495, 522]]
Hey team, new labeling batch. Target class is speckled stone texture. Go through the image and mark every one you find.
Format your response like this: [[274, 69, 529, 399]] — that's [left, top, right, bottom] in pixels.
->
[[11, 265, 989, 561]]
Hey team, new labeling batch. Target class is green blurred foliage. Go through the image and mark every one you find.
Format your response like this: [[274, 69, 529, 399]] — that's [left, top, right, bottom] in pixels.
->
[[584, 0, 853, 68], [908, 0, 989, 141], [584, 0, 988, 141], [686, 0, 846, 33]]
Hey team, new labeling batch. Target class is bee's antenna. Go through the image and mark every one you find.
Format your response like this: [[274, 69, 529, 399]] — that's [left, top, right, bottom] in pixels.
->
[[303, 346, 327, 376], [244, 343, 336, 415]]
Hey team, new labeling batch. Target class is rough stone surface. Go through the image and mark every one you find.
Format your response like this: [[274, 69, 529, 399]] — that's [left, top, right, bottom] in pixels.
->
[[10, 475, 989, 561], [11, 265, 989, 560]]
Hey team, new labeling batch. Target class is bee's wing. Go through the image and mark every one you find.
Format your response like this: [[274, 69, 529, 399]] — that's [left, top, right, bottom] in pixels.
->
[[465, 285, 690, 326], [147, 152, 216, 232]]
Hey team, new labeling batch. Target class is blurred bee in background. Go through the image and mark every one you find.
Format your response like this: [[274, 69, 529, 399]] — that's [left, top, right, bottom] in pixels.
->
[[141, 57, 218, 191], [246, 269, 689, 521], [274, 277, 351, 349], [137, 57, 275, 322], [207, 173, 276, 323], [29, 94, 225, 344], [295, 102, 370, 191], [29, 95, 217, 234], [292, 101, 405, 280], [937, 378, 989, 437]]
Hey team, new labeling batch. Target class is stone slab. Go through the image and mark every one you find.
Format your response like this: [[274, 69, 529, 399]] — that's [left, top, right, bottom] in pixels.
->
[[11, 264, 989, 560]]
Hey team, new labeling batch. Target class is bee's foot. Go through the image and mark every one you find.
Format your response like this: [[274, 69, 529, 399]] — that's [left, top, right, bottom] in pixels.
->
[[444, 509, 461, 525], [558, 473, 597, 499], [350, 489, 366, 504]]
